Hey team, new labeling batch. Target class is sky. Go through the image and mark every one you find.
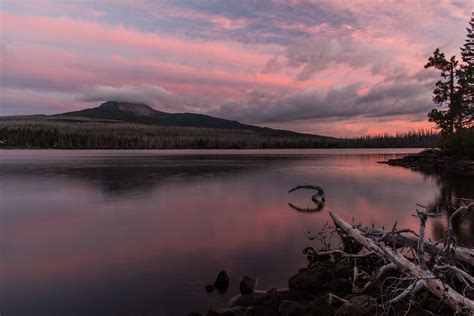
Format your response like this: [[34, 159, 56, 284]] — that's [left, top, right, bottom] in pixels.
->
[[0, 0, 472, 137]]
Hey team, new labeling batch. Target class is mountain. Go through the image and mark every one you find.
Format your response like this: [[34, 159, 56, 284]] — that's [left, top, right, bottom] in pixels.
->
[[0, 101, 439, 149], [0, 100, 340, 149], [56, 101, 293, 134]]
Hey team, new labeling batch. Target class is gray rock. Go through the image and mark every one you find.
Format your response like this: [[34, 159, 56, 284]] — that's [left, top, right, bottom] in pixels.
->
[[288, 268, 330, 291]]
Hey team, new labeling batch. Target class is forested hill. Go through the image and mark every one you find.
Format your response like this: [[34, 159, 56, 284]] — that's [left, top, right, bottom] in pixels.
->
[[56, 101, 302, 136], [0, 101, 439, 149]]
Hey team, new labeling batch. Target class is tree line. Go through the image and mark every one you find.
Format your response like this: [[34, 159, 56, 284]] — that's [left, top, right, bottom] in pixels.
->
[[0, 119, 439, 149]]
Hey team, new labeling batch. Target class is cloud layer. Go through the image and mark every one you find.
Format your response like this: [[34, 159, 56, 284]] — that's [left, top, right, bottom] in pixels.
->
[[0, 0, 471, 136]]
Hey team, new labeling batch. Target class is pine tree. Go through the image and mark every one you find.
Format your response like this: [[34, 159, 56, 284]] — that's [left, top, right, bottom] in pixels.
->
[[458, 13, 474, 128], [425, 13, 474, 133], [424, 49, 459, 134]]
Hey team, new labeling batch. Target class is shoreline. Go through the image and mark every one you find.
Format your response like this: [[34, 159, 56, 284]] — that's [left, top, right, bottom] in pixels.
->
[[194, 256, 418, 316], [380, 149, 474, 176]]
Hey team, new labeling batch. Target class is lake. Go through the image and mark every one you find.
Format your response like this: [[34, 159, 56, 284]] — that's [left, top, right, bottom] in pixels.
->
[[1, 149, 473, 315]]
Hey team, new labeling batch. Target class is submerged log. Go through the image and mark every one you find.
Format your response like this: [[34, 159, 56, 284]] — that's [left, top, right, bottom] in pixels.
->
[[288, 185, 325, 212], [330, 212, 474, 315]]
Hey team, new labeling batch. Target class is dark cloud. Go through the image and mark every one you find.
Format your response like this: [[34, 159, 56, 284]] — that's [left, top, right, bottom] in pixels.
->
[[77, 84, 179, 109], [0, 88, 74, 115], [206, 78, 433, 124], [1, 71, 79, 93]]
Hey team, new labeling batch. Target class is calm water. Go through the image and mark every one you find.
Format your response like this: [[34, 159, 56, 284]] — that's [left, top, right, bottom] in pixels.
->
[[0, 149, 473, 315]]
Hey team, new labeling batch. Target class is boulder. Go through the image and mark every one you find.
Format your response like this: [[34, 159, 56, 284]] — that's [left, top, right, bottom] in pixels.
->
[[214, 270, 230, 293], [232, 291, 280, 314], [208, 306, 251, 316], [279, 301, 311, 316], [327, 278, 352, 297], [279, 296, 335, 316], [275, 289, 315, 302], [335, 295, 375, 316], [307, 296, 337, 316], [205, 284, 215, 293], [328, 266, 352, 280], [335, 302, 365, 316], [232, 292, 267, 307], [239, 276, 256, 295], [288, 268, 330, 292], [251, 292, 281, 315]]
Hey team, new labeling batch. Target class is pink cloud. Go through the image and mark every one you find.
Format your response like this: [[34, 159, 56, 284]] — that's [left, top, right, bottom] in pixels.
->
[[270, 119, 436, 137], [1, 1, 469, 136], [1, 12, 276, 70], [2, 40, 332, 104]]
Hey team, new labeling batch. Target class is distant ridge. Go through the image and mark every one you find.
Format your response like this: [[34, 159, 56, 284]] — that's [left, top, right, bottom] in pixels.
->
[[56, 101, 298, 134], [0, 101, 439, 149]]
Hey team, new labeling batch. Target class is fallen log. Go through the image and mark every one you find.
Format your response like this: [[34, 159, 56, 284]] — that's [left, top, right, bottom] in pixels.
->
[[356, 224, 474, 267], [330, 212, 474, 315]]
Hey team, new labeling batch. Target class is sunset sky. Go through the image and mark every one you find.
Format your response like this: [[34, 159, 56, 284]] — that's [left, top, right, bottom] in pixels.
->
[[0, 0, 472, 137]]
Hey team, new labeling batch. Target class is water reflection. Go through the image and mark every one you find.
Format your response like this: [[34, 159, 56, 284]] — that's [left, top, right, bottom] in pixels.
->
[[411, 169, 474, 247], [0, 149, 472, 315], [288, 185, 325, 213]]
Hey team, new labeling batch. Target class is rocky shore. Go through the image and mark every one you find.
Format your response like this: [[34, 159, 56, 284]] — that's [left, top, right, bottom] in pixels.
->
[[191, 253, 452, 316], [381, 149, 474, 176], [189, 208, 474, 315]]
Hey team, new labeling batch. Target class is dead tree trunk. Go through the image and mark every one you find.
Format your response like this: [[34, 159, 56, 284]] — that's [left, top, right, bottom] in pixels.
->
[[356, 224, 474, 266], [330, 212, 474, 315]]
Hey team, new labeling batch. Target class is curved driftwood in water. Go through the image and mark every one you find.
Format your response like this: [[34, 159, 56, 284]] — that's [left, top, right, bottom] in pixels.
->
[[288, 185, 325, 212], [288, 202, 324, 213]]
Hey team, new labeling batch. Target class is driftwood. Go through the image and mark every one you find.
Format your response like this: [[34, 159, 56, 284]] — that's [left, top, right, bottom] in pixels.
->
[[434, 264, 474, 285], [330, 212, 474, 315], [356, 224, 474, 267], [352, 263, 397, 294], [288, 185, 326, 212]]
